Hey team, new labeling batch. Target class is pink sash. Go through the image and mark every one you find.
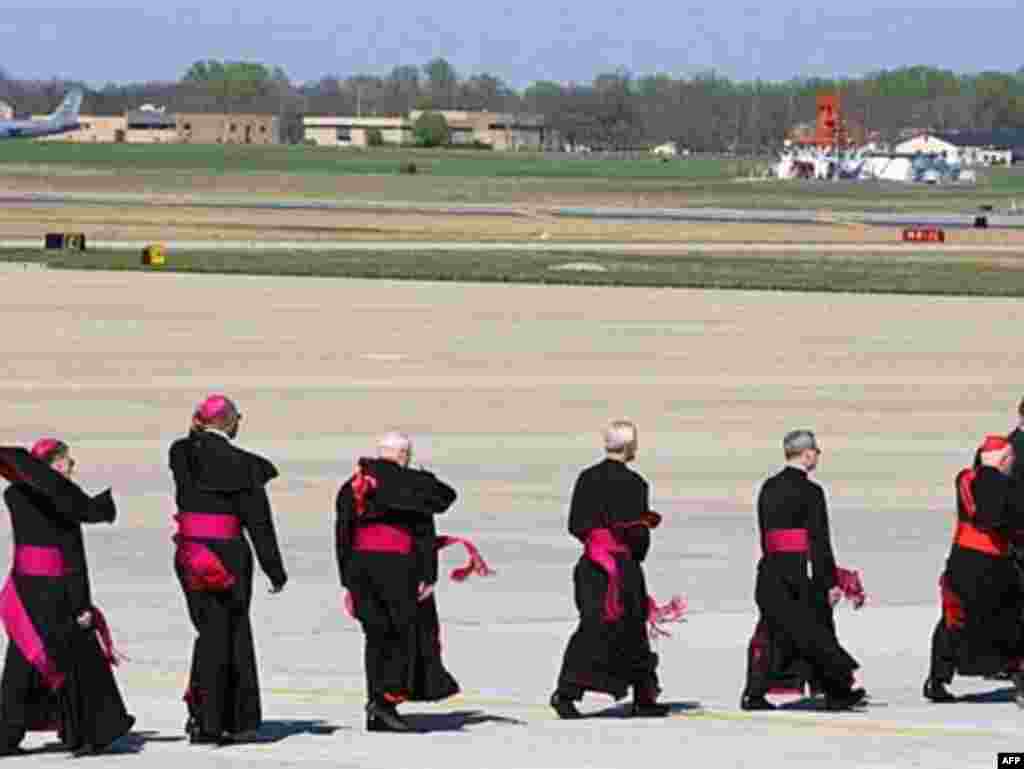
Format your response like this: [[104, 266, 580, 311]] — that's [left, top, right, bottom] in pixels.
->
[[176, 512, 241, 539], [585, 528, 687, 637], [173, 513, 238, 592], [353, 524, 414, 554], [763, 528, 810, 554], [344, 533, 494, 618], [584, 529, 630, 622], [0, 546, 67, 691], [436, 535, 494, 581]]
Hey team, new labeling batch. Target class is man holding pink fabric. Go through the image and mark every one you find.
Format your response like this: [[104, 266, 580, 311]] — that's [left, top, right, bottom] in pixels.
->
[[550, 420, 673, 719], [169, 394, 287, 745], [335, 432, 493, 733], [741, 430, 865, 712]]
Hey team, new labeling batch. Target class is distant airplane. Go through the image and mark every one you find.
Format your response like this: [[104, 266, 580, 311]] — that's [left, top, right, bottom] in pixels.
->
[[0, 88, 83, 140]]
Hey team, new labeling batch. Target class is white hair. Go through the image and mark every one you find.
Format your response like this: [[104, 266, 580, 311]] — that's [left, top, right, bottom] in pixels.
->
[[377, 431, 412, 453], [604, 420, 637, 452]]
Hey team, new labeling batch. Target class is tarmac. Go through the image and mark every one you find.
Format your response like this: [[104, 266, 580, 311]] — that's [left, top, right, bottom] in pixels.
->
[[1, 269, 1023, 767]]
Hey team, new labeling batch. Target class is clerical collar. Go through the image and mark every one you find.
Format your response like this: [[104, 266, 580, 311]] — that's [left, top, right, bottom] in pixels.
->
[[785, 462, 808, 474], [204, 427, 232, 442]]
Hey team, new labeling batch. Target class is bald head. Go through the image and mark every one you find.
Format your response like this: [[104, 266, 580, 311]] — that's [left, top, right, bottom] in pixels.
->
[[377, 431, 413, 466], [604, 420, 638, 462]]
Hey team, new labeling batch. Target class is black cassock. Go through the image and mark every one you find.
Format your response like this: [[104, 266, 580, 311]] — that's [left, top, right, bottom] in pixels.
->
[[743, 466, 859, 699], [0, 447, 134, 754], [169, 431, 287, 737], [555, 458, 660, 701], [335, 458, 459, 704], [931, 465, 1024, 679]]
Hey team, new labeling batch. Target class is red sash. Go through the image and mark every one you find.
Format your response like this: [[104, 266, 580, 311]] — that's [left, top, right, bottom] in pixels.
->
[[173, 513, 238, 592], [954, 468, 1009, 556]]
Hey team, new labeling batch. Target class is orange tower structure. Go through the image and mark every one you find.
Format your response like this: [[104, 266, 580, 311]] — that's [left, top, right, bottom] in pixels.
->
[[813, 93, 848, 148]]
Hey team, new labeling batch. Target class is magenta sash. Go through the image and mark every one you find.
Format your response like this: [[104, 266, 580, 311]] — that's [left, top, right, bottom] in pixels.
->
[[176, 512, 241, 539], [0, 546, 67, 691], [763, 528, 810, 554], [344, 532, 494, 618], [585, 528, 630, 623], [13, 545, 68, 577], [353, 524, 414, 554], [174, 513, 238, 591], [436, 535, 495, 581]]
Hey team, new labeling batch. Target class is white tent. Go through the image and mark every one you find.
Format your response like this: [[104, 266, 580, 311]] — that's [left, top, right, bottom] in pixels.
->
[[860, 156, 914, 182]]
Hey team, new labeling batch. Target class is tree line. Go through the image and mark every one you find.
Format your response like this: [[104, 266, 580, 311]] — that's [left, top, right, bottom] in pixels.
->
[[2, 60, 1024, 151]]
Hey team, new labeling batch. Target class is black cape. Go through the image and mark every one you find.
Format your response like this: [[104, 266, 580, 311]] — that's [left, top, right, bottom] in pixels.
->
[[336, 458, 459, 702], [0, 447, 133, 752], [169, 430, 287, 736], [556, 459, 660, 701]]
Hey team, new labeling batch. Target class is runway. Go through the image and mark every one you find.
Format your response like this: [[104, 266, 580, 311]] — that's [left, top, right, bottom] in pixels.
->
[[2, 269, 1024, 767], [3, 190, 1023, 229]]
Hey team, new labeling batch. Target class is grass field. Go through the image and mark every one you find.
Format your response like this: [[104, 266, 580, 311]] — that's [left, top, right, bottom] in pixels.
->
[[5, 245, 1024, 297], [3, 142, 1024, 211], [0, 142, 738, 179]]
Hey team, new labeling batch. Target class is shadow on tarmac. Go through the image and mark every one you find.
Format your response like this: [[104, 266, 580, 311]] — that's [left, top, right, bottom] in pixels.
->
[[403, 709, 526, 732]]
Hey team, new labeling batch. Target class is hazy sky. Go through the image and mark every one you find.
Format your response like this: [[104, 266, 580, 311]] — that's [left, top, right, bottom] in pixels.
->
[[2, 2, 1021, 87]]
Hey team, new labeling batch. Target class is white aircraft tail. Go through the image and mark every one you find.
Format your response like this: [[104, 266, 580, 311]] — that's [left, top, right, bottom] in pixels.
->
[[47, 88, 83, 125]]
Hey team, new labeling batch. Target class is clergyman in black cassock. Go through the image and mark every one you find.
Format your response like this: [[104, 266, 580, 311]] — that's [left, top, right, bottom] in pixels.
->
[[741, 430, 865, 712], [170, 395, 288, 745], [335, 432, 459, 733], [0, 439, 134, 756], [924, 435, 1024, 705], [550, 421, 670, 719]]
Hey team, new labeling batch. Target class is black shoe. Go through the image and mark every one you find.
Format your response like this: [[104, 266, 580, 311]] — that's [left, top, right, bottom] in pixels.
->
[[73, 715, 136, 757], [0, 746, 26, 757], [366, 701, 414, 733], [1013, 673, 1024, 709], [825, 687, 868, 711], [923, 678, 956, 703], [549, 691, 583, 720], [740, 694, 776, 711], [629, 702, 671, 718]]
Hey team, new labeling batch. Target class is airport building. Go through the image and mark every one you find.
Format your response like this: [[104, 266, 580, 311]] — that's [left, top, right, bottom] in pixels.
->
[[176, 113, 280, 144], [33, 109, 281, 145], [303, 110, 548, 150], [302, 116, 414, 148], [124, 108, 177, 143], [894, 131, 1023, 166], [33, 114, 127, 143]]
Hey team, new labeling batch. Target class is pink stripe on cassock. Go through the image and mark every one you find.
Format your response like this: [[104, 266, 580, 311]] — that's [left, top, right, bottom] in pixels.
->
[[584, 528, 630, 623], [176, 513, 241, 540], [13, 545, 66, 577], [763, 528, 810, 554], [0, 576, 65, 691]]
